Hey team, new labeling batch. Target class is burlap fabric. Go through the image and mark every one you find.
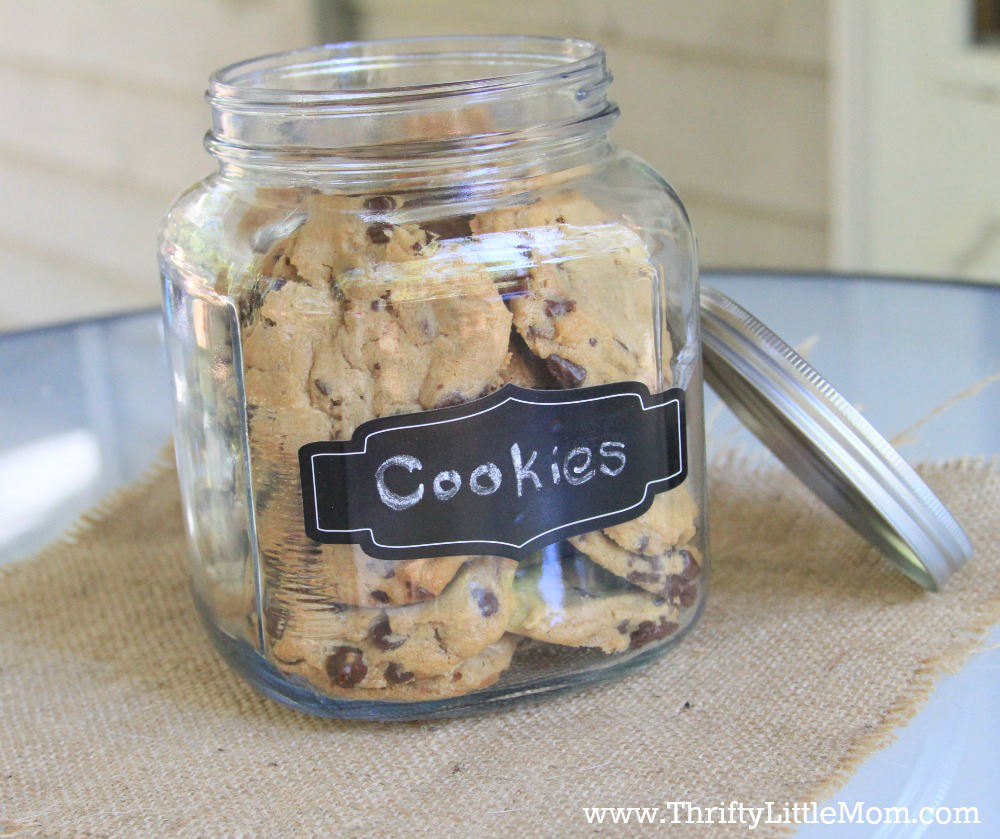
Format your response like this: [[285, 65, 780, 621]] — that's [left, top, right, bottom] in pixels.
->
[[1, 453, 997, 838]]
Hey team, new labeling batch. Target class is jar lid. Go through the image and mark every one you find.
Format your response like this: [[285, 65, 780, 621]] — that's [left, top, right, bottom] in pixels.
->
[[700, 285, 972, 590]]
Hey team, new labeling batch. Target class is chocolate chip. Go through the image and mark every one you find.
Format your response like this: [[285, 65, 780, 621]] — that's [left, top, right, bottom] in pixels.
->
[[637, 534, 650, 554], [555, 215, 566, 224], [263, 604, 288, 640], [545, 354, 587, 388], [472, 587, 500, 617], [665, 575, 697, 607], [314, 379, 331, 396], [370, 616, 405, 651], [629, 618, 679, 650], [617, 619, 631, 634], [627, 571, 661, 585], [544, 299, 576, 317], [614, 337, 631, 353], [325, 647, 367, 688], [371, 298, 386, 311], [364, 195, 396, 212], [679, 550, 701, 581], [272, 278, 288, 291], [366, 222, 393, 244], [588, 337, 598, 347], [237, 286, 264, 327], [411, 241, 423, 254], [370, 590, 391, 605], [385, 663, 414, 684], [422, 215, 473, 240]]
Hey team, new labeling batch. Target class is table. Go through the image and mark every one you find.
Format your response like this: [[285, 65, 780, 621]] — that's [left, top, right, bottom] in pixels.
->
[[1, 272, 997, 836]]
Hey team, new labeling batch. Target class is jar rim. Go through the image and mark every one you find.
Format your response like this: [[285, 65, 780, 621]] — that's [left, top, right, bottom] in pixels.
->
[[208, 35, 605, 109]]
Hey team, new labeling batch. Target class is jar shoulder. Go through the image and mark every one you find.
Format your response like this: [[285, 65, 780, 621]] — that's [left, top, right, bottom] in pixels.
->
[[157, 152, 696, 300]]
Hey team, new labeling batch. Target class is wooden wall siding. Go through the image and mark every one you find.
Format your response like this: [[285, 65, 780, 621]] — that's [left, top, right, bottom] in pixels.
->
[[354, 0, 830, 272], [0, 1, 830, 329], [0, 1, 318, 331]]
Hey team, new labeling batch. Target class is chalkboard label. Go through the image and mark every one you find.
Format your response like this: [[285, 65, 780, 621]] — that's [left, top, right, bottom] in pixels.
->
[[298, 382, 687, 561]]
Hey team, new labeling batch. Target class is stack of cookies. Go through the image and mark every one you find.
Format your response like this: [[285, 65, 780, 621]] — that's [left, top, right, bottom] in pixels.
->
[[238, 188, 702, 701]]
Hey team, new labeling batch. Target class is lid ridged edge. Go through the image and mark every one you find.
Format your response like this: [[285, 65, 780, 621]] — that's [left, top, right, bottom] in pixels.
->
[[700, 285, 973, 590]]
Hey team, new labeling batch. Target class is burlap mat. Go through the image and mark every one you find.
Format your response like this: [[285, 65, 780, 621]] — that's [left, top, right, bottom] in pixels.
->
[[1, 452, 998, 838]]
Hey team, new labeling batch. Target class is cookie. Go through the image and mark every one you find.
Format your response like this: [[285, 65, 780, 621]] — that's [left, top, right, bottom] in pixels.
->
[[246, 411, 474, 608], [489, 331, 558, 391], [469, 187, 610, 234], [472, 190, 665, 391], [334, 256, 512, 415], [267, 557, 516, 692], [509, 544, 680, 654], [242, 280, 342, 411], [246, 463, 472, 615], [251, 456, 475, 609], [567, 485, 700, 599], [601, 485, 698, 557], [232, 185, 693, 703], [569, 530, 701, 603], [282, 193, 432, 288], [241, 235, 511, 607], [243, 237, 511, 433], [292, 635, 520, 702]]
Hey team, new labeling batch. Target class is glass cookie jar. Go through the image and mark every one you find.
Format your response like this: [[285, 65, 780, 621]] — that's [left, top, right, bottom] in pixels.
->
[[159, 37, 707, 719]]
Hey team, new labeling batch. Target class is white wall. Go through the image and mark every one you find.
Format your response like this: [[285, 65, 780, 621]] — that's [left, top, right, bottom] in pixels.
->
[[831, 0, 1000, 283], [354, 0, 831, 272], [0, 1, 318, 331], [0, 0, 832, 331]]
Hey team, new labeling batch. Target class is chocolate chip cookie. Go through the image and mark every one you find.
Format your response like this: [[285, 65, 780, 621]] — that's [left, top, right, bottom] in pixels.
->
[[568, 531, 701, 604], [292, 635, 521, 702], [232, 184, 699, 702], [472, 190, 665, 391], [334, 256, 512, 415], [267, 557, 516, 693], [567, 486, 701, 599], [241, 232, 512, 607], [509, 544, 680, 654], [602, 485, 698, 556]]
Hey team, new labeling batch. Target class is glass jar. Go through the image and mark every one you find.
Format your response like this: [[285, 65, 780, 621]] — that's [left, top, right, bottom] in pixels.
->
[[159, 36, 706, 720]]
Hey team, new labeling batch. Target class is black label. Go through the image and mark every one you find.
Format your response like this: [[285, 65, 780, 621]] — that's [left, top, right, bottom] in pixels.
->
[[298, 382, 687, 561]]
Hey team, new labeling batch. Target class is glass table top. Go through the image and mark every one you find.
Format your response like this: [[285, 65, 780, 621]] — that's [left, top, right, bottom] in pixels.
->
[[1, 271, 996, 835]]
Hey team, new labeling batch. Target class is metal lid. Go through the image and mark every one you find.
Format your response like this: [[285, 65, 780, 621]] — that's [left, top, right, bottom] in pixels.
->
[[700, 285, 972, 590]]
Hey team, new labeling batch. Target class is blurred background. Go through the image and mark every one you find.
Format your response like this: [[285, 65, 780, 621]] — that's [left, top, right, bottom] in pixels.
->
[[0, 0, 997, 330]]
